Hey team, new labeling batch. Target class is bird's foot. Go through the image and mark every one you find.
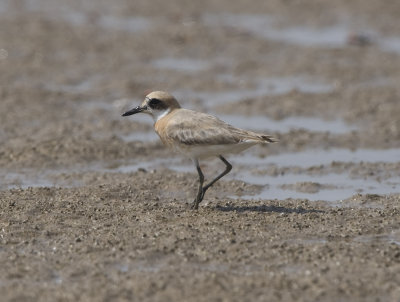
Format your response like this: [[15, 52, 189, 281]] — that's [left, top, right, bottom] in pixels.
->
[[191, 189, 206, 210], [191, 199, 200, 210]]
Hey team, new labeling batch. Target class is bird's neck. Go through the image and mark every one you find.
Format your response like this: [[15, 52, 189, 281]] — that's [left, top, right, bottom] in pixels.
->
[[152, 108, 171, 123]]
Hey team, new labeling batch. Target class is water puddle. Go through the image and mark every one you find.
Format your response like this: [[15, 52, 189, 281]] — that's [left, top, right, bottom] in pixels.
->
[[89, 148, 400, 202], [234, 171, 400, 202], [228, 148, 400, 201], [217, 114, 356, 134], [232, 148, 400, 168], [2, 147, 399, 204], [152, 58, 210, 73]]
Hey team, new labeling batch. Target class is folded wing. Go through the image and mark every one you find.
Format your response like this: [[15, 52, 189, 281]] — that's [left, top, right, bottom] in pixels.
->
[[164, 110, 276, 146]]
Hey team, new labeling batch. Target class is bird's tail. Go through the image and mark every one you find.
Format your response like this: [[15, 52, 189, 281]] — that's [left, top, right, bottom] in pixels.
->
[[258, 134, 278, 143], [242, 130, 278, 143], [237, 128, 278, 144]]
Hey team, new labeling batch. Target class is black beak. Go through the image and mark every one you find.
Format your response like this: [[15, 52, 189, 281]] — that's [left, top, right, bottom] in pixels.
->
[[122, 106, 145, 116]]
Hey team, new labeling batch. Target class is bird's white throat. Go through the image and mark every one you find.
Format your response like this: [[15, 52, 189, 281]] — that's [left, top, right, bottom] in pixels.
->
[[153, 108, 171, 122]]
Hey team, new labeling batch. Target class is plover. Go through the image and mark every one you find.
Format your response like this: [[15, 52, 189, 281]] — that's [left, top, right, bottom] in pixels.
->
[[122, 91, 277, 209]]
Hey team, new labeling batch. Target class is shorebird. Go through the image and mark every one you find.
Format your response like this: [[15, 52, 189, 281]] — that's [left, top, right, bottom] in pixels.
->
[[122, 91, 277, 209]]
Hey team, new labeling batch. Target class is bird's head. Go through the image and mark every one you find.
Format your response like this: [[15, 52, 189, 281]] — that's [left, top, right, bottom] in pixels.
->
[[122, 91, 181, 122]]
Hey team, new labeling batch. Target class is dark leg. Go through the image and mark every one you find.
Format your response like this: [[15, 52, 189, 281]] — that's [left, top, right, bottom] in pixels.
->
[[192, 156, 232, 209], [192, 159, 204, 210], [202, 156, 232, 196]]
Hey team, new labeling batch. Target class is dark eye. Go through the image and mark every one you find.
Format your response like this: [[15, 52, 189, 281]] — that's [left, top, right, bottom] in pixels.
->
[[148, 98, 162, 108], [148, 98, 167, 110]]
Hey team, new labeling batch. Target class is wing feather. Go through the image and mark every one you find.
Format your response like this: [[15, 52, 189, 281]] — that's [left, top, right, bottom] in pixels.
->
[[163, 110, 275, 146]]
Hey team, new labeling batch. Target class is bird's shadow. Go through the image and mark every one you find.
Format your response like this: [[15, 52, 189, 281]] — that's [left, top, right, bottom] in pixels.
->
[[215, 204, 324, 214]]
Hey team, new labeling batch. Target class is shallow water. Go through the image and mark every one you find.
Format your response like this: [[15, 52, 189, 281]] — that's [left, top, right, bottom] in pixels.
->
[[230, 148, 400, 201], [235, 172, 400, 202], [232, 148, 400, 168], [112, 148, 400, 202], [5, 147, 398, 204]]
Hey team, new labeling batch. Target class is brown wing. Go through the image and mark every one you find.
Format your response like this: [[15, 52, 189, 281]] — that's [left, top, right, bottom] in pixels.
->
[[163, 109, 275, 146]]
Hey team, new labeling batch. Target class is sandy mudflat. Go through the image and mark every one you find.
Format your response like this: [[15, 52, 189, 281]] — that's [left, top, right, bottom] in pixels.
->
[[0, 0, 400, 301]]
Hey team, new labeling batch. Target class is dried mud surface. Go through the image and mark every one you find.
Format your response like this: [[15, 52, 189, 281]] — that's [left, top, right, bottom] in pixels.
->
[[1, 0, 400, 301]]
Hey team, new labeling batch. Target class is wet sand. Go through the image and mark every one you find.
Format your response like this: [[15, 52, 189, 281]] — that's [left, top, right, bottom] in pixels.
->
[[1, 0, 400, 301]]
